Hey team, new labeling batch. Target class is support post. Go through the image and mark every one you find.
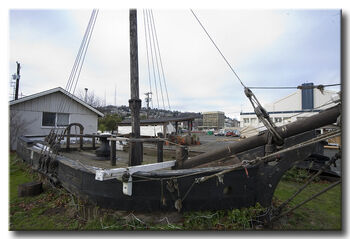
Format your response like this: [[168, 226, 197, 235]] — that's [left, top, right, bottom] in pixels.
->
[[66, 135, 70, 150], [128, 9, 142, 166], [79, 136, 83, 150], [110, 140, 116, 166], [157, 140, 164, 163], [175, 146, 188, 168], [163, 123, 167, 138], [92, 136, 96, 149], [175, 121, 178, 135]]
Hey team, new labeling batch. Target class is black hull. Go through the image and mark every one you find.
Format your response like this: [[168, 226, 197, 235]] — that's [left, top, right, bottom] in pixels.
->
[[17, 130, 320, 212]]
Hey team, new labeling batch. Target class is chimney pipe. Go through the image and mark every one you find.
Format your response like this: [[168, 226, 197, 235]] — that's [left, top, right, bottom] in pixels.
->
[[84, 88, 88, 102]]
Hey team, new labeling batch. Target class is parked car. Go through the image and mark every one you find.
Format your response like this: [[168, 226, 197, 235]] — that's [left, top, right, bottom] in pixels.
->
[[232, 129, 240, 137], [214, 129, 225, 136], [225, 131, 234, 137]]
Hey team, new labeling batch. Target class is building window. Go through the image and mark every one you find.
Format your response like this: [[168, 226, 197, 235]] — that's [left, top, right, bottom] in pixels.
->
[[42, 112, 56, 126], [57, 113, 69, 127], [274, 117, 282, 123], [251, 118, 257, 124], [42, 112, 69, 127], [243, 118, 249, 124]]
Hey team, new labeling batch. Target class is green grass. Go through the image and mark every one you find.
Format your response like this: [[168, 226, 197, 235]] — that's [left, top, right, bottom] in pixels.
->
[[9, 152, 341, 230], [273, 179, 341, 230]]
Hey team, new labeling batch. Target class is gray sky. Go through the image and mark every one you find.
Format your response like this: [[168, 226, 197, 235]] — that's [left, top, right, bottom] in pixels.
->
[[9, 9, 341, 119]]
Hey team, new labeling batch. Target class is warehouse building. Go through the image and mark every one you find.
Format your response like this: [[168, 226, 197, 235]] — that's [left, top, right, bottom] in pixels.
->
[[240, 83, 339, 130]]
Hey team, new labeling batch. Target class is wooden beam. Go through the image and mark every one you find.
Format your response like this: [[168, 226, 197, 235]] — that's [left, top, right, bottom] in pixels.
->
[[157, 141, 164, 163], [110, 140, 116, 166]]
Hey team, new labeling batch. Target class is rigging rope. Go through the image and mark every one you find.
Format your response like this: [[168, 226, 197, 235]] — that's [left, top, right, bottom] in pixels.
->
[[72, 9, 99, 95], [145, 9, 160, 109], [190, 9, 246, 88], [148, 9, 166, 110], [240, 99, 336, 135], [149, 10, 171, 110], [40, 9, 98, 158], [143, 9, 154, 109], [190, 9, 285, 144]]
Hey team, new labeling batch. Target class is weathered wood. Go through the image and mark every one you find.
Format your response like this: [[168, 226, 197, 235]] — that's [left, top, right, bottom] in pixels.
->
[[157, 141, 164, 163], [175, 121, 178, 135], [163, 123, 167, 138], [110, 140, 116, 166], [18, 181, 42, 197], [175, 146, 188, 168], [80, 135, 83, 150], [66, 135, 70, 149], [128, 9, 142, 166], [92, 136, 96, 149], [15, 62, 20, 100]]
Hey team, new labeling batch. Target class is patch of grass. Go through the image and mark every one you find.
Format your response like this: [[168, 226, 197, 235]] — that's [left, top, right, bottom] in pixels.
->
[[273, 169, 341, 230], [182, 203, 266, 230], [281, 166, 320, 183], [9, 153, 85, 230]]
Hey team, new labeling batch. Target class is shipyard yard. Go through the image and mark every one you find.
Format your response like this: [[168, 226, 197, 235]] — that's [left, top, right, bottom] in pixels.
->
[[8, 8, 342, 232]]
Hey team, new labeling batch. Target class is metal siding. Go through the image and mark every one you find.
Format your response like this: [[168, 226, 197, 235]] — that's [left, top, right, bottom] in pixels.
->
[[9, 91, 100, 150]]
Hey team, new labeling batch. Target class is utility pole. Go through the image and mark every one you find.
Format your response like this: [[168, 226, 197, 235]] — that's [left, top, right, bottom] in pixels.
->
[[128, 9, 142, 166], [14, 62, 21, 100], [144, 92, 152, 119]]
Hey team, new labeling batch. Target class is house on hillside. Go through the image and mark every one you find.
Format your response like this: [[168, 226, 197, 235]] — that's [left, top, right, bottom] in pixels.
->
[[9, 87, 104, 150]]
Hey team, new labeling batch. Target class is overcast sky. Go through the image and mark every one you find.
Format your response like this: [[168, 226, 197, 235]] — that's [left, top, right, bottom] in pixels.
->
[[8, 9, 341, 119]]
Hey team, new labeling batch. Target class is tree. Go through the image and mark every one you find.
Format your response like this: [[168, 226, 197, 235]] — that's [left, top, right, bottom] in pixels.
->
[[9, 110, 32, 151], [98, 114, 122, 133]]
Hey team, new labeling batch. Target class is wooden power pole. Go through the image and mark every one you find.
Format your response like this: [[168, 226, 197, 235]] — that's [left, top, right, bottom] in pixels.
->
[[128, 9, 143, 166], [15, 61, 21, 100]]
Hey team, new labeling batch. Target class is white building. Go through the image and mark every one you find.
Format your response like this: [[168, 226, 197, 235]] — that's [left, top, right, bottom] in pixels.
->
[[240, 83, 339, 131], [9, 87, 104, 150]]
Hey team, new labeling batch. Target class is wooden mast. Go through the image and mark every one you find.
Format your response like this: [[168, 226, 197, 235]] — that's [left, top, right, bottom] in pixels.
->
[[128, 9, 142, 166]]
